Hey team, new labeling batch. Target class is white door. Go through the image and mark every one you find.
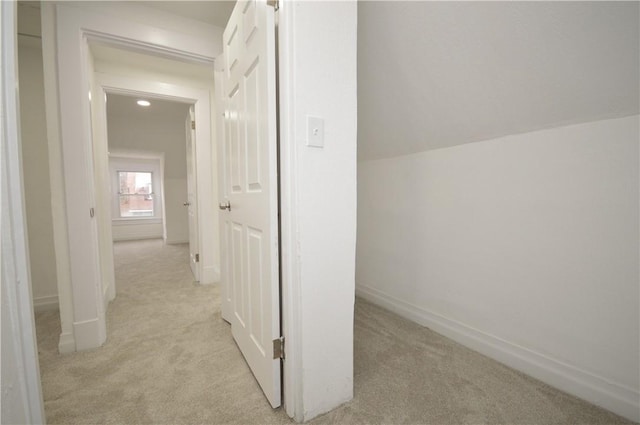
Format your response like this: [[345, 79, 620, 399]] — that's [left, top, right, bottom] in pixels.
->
[[219, 0, 281, 408], [185, 106, 200, 281]]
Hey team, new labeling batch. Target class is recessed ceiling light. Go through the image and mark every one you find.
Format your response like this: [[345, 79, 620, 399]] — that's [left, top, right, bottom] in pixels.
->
[[137, 100, 150, 107]]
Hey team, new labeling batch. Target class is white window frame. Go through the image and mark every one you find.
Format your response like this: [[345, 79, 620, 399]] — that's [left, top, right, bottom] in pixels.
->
[[109, 155, 163, 224]]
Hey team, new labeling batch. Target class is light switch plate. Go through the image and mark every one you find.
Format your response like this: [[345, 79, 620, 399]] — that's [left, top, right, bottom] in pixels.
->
[[306, 116, 324, 148]]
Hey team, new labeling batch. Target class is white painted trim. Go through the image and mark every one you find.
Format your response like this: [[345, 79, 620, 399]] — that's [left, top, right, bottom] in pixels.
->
[[72, 317, 105, 352], [58, 332, 76, 354], [166, 238, 189, 245], [109, 157, 164, 223], [112, 218, 163, 225], [108, 150, 166, 249], [112, 232, 164, 242], [94, 72, 216, 285], [41, 2, 77, 355], [356, 283, 640, 423], [201, 265, 220, 284], [88, 43, 118, 322], [109, 148, 166, 161], [33, 295, 59, 312], [54, 3, 108, 352], [47, 3, 221, 352], [277, 1, 303, 420], [58, 4, 219, 64], [108, 156, 165, 246], [1, 1, 46, 421]]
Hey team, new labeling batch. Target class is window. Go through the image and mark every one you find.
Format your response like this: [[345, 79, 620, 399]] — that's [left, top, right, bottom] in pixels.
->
[[109, 155, 163, 223], [118, 171, 154, 217]]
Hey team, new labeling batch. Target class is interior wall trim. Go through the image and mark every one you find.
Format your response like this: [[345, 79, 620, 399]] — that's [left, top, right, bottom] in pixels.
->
[[33, 296, 59, 313], [58, 332, 76, 354], [355, 283, 640, 423], [72, 318, 104, 352]]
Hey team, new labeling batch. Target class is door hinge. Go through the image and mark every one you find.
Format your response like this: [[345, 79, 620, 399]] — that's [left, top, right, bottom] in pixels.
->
[[195, 253, 200, 263], [273, 336, 285, 359], [191, 120, 196, 130], [267, 0, 279, 10]]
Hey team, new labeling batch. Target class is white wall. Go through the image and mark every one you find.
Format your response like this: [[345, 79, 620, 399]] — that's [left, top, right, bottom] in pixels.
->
[[279, 1, 358, 421], [357, 1, 639, 159], [356, 116, 640, 421], [17, 36, 59, 312], [107, 102, 189, 244]]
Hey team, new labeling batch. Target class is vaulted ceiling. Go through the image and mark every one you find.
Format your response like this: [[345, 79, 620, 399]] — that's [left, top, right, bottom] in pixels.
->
[[358, 2, 640, 160]]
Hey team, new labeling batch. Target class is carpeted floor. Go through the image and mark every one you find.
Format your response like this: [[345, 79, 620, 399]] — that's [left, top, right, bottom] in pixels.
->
[[35, 239, 634, 424]]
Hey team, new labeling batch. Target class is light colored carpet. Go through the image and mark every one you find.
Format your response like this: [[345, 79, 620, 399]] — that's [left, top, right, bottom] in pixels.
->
[[35, 239, 634, 424]]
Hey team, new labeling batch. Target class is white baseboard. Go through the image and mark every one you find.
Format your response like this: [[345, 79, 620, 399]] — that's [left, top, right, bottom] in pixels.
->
[[201, 265, 220, 284], [112, 234, 163, 242], [58, 331, 75, 354], [165, 238, 188, 245], [103, 283, 115, 312], [73, 318, 105, 351], [355, 283, 640, 423], [33, 295, 59, 312]]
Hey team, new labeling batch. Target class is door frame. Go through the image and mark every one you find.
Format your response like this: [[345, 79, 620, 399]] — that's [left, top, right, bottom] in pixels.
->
[[277, 3, 303, 419], [40, 1, 308, 421], [93, 72, 214, 290], [1, 1, 46, 421], [185, 105, 200, 281], [42, 2, 220, 353]]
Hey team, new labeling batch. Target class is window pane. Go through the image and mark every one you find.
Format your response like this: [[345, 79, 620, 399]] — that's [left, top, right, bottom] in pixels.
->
[[118, 171, 154, 217]]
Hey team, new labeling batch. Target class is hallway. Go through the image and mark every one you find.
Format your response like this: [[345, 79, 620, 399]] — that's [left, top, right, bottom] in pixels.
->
[[35, 240, 631, 424], [35, 240, 292, 424]]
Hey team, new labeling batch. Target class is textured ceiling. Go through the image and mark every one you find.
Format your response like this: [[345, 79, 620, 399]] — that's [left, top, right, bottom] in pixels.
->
[[358, 2, 640, 160]]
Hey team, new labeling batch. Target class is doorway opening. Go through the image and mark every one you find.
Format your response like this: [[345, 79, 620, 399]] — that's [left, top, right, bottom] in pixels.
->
[[87, 40, 221, 312], [105, 93, 192, 256]]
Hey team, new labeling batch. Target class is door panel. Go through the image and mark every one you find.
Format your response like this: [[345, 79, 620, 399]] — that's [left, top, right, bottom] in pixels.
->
[[219, 0, 280, 408], [245, 60, 262, 191], [228, 86, 242, 194], [221, 218, 232, 321], [247, 226, 265, 350], [231, 221, 245, 325]]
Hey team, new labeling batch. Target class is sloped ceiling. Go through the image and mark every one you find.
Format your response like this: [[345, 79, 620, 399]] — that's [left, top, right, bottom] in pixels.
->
[[358, 2, 640, 160]]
